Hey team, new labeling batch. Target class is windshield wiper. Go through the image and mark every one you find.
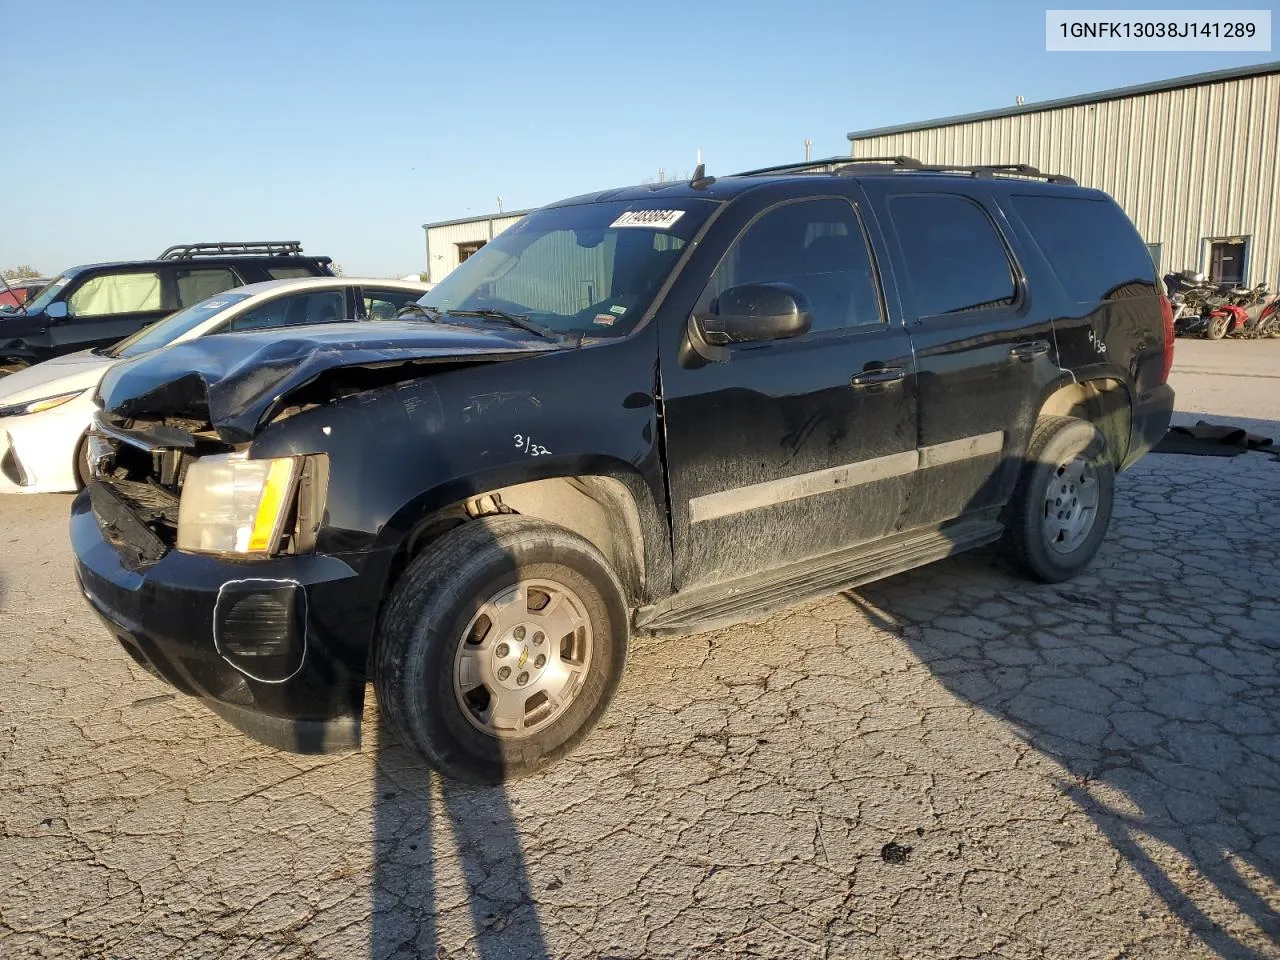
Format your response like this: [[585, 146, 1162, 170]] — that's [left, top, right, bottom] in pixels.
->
[[445, 309, 559, 340], [395, 302, 443, 321]]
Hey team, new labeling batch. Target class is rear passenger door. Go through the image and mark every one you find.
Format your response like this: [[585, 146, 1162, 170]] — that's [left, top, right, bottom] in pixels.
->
[[864, 183, 1061, 528], [659, 187, 918, 590]]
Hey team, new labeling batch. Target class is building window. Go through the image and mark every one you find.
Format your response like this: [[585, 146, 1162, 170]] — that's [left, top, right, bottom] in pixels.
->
[[457, 240, 486, 263], [1144, 242, 1162, 274], [1205, 237, 1248, 286]]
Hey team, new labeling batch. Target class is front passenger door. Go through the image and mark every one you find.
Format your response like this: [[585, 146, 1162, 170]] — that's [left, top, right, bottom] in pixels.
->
[[659, 192, 918, 590], [57, 269, 169, 352]]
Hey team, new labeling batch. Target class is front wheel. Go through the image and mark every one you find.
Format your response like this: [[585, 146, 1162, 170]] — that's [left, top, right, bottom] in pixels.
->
[[1206, 315, 1229, 340], [375, 515, 629, 784], [998, 416, 1115, 583]]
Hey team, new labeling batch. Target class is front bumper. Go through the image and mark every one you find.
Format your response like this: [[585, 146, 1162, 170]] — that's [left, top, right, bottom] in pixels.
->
[[71, 489, 376, 753], [1123, 382, 1175, 470]]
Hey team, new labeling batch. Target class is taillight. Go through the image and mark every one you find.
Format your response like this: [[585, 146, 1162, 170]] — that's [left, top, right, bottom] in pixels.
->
[[1158, 295, 1175, 383]]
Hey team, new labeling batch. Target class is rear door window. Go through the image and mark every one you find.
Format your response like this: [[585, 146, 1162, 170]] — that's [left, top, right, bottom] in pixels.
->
[[228, 290, 347, 332], [175, 267, 242, 307], [1012, 195, 1156, 301], [889, 195, 1016, 316], [66, 272, 163, 317]]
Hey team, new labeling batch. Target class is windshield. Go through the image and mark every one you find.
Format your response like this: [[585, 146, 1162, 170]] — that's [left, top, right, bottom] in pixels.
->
[[108, 291, 252, 358], [420, 199, 717, 337], [12, 275, 71, 315]]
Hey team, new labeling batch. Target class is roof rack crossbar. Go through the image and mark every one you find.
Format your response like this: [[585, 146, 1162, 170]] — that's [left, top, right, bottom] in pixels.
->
[[732, 155, 921, 177], [840, 161, 1078, 185], [730, 155, 1075, 185], [158, 241, 308, 260]]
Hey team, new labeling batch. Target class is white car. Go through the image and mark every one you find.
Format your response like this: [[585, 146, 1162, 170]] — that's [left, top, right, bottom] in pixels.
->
[[0, 276, 430, 493]]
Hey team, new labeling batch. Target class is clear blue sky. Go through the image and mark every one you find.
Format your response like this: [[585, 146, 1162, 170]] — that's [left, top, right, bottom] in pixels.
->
[[4, 0, 1274, 277]]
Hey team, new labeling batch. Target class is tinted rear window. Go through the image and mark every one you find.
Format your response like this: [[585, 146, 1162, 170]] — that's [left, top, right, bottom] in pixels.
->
[[889, 195, 1016, 316], [1012, 195, 1155, 302]]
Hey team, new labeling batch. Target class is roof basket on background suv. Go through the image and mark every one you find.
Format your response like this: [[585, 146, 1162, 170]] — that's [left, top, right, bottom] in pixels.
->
[[732, 155, 1076, 185], [157, 241, 309, 260]]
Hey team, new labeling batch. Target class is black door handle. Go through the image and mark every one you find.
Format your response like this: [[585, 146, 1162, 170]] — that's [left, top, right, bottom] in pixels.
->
[[1009, 340, 1050, 361], [850, 367, 906, 387]]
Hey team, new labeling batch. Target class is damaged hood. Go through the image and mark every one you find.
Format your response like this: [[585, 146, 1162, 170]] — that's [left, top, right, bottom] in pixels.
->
[[97, 320, 563, 443]]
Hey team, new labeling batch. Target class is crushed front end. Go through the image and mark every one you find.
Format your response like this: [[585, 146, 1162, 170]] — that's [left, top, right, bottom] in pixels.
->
[[71, 409, 367, 752]]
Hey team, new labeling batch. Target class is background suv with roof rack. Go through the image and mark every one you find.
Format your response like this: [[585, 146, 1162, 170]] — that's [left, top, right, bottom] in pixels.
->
[[0, 241, 334, 374]]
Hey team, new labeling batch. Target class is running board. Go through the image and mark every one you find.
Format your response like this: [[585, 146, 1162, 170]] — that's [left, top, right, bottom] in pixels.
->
[[635, 519, 1004, 636]]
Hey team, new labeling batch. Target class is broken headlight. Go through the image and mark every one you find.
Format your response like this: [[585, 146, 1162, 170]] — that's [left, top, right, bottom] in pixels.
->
[[177, 453, 300, 555]]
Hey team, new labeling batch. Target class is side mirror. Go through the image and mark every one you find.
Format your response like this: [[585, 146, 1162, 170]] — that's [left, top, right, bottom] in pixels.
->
[[45, 301, 68, 320], [696, 283, 811, 349]]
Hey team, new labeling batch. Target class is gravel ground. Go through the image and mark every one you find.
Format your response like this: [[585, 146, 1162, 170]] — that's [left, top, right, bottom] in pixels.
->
[[1, 339, 1277, 959]]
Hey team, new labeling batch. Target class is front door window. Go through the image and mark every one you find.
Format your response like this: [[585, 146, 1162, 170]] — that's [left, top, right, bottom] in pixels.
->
[[66, 272, 163, 317]]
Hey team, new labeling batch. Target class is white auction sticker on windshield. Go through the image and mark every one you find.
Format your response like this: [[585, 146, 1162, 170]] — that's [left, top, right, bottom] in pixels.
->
[[611, 209, 685, 229]]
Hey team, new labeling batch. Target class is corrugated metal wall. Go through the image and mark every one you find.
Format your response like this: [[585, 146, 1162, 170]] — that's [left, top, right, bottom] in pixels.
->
[[426, 214, 526, 281], [851, 71, 1280, 284]]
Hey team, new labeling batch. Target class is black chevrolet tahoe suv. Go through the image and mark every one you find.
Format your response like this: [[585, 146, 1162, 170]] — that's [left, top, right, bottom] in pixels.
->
[[71, 157, 1175, 783], [0, 241, 334, 373]]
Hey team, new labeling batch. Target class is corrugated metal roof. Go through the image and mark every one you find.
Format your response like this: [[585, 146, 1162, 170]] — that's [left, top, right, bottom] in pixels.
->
[[421, 209, 536, 230], [847, 60, 1280, 141]]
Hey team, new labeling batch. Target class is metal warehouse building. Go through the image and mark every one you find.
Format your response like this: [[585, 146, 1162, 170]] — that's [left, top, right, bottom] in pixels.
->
[[848, 61, 1280, 286], [421, 209, 532, 283]]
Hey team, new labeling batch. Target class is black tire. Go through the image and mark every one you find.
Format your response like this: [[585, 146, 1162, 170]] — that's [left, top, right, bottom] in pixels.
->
[[375, 515, 629, 784], [74, 434, 93, 490], [998, 416, 1115, 584], [1205, 315, 1229, 340]]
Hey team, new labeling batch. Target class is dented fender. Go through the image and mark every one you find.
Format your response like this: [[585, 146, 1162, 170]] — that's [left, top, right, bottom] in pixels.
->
[[96, 320, 562, 443]]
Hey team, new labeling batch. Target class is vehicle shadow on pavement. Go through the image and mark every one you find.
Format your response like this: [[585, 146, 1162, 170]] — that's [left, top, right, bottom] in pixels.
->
[[371, 744, 549, 959], [846, 449, 1280, 959], [368, 526, 552, 959]]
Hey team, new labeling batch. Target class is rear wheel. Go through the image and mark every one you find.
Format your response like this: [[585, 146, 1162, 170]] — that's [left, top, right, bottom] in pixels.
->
[[1206, 315, 1229, 340], [375, 515, 629, 784], [999, 416, 1115, 583]]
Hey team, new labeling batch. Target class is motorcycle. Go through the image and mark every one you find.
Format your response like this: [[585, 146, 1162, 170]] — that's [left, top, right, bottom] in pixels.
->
[[1166, 272, 1229, 338], [1165, 272, 1275, 339], [1228, 282, 1279, 338], [1255, 288, 1280, 338]]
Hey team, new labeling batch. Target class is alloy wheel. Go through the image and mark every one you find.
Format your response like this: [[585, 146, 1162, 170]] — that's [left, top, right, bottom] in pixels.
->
[[452, 578, 593, 739]]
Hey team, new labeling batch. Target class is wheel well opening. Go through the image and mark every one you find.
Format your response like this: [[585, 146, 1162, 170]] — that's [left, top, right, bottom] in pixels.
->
[[1039, 378, 1131, 467], [386, 476, 647, 609]]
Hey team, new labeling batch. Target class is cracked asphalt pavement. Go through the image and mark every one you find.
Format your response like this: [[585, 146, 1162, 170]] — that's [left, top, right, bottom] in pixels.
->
[[1, 339, 1278, 959]]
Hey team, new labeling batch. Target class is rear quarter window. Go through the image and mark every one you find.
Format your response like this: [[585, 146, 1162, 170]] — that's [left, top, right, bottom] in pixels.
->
[[1012, 195, 1155, 302]]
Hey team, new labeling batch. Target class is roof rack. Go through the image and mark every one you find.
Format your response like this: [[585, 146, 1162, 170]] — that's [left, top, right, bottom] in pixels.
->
[[732, 155, 1076, 185], [157, 241, 310, 260], [904, 162, 1078, 185], [734, 156, 920, 176]]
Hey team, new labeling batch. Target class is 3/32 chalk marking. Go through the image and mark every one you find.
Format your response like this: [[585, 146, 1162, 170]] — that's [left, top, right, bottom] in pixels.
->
[[514, 434, 551, 457]]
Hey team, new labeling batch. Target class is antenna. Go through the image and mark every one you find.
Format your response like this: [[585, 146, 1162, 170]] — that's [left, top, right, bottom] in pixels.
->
[[690, 162, 715, 190]]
